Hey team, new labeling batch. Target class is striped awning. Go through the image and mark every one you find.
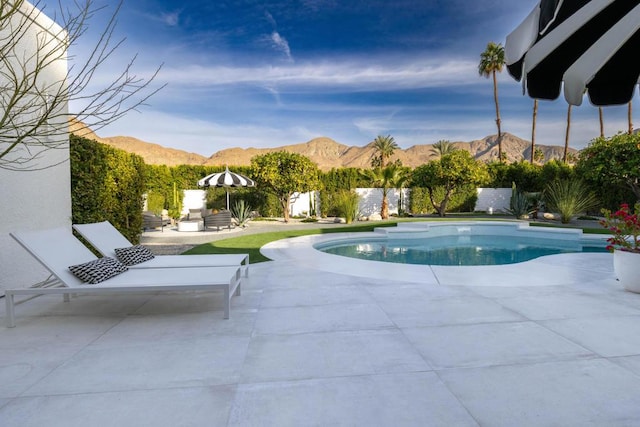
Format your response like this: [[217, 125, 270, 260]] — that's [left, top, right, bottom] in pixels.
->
[[198, 167, 256, 188], [506, 0, 640, 106]]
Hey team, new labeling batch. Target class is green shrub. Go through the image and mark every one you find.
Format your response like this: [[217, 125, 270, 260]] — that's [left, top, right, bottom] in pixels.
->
[[146, 191, 165, 215], [409, 185, 477, 214]]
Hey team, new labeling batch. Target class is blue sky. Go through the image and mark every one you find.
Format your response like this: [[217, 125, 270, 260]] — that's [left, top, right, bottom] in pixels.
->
[[47, 0, 636, 156]]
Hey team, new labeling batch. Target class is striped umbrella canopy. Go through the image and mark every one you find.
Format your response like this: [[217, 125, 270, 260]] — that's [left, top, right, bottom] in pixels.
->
[[198, 166, 256, 210], [506, 0, 640, 106]]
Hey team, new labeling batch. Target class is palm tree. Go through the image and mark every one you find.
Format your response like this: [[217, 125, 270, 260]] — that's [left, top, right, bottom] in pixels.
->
[[371, 134, 399, 168], [628, 100, 633, 135], [362, 164, 408, 219], [429, 139, 456, 159], [533, 147, 545, 164], [563, 104, 572, 163], [530, 99, 538, 164], [479, 42, 506, 162]]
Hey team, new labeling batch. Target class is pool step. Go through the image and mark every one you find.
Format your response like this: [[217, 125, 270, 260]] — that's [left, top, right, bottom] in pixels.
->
[[373, 221, 586, 241]]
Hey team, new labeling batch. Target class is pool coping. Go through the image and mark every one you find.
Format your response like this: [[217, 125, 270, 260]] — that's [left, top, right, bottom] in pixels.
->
[[261, 221, 614, 287]]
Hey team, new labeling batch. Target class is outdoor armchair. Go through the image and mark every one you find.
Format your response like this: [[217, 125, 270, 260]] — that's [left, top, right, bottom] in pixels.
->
[[203, 210, 233, 231], [142, 211, 169, 231]]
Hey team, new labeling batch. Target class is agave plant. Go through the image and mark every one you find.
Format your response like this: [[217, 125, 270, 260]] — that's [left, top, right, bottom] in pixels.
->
[[507, 190, 534, 218], [231, 200, 253, 228]]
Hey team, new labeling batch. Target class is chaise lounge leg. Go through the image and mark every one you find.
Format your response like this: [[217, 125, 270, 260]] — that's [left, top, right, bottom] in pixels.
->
[[224, 286, 230, 319], [5, 292, 15, 328]]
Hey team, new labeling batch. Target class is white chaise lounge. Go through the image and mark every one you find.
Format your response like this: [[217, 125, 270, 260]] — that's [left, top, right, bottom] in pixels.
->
[[73, 221, 249, 277], [6, 227, 243, 327]]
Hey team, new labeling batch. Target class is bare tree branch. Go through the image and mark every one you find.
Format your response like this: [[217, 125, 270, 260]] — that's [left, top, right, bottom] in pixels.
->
[[0, 0, 165, 171]]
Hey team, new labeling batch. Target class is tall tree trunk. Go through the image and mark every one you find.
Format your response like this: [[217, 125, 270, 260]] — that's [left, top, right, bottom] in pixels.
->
[[281, 197, 291, 223], [629, 100, 633, 135], [599, 107, 604, 138], [380, 189, 389, 219], [563, 104, 572, 163], [531, 99, 538, 164], [492, 70, 502, 162]]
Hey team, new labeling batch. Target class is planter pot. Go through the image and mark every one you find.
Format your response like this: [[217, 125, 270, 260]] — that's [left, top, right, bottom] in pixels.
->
[[613, 249, 640, 293]]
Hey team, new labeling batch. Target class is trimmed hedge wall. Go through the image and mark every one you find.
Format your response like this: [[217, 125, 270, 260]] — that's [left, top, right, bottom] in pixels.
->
[[70, 134, 146, 244]]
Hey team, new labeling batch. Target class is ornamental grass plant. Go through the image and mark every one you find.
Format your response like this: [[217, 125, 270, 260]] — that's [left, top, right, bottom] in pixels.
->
[[543, 179, 598, 224]]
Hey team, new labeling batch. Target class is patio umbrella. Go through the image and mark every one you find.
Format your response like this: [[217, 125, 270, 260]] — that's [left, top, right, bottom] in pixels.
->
[[198, 166, 256, 210], [506, 0, 640, 106]]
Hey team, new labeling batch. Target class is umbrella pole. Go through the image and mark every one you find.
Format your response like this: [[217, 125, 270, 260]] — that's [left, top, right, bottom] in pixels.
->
[[226, 191, 230, 210]]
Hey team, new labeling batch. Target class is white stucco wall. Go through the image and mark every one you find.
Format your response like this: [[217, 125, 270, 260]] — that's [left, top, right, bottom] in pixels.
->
[[0, 2, 70, 292], [356, 188, 410, 217], [289, 191, 318, 217], [475, 188, 513, 213], [181, 190, 207, 214]]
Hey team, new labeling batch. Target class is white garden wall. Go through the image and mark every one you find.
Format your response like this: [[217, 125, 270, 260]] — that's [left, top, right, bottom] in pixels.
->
[[356, 188, 410, 217], [475, 188, 512, 213], [0, 3, 69, 292], [181, 190, 207, 214], [289, 191, 318, 217]]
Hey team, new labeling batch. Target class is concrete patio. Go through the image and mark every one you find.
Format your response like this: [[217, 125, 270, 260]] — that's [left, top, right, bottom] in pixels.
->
[[2, 229, 640, 426]]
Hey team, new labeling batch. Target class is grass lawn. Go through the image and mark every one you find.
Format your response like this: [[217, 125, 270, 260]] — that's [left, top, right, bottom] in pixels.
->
[[184, 216, 610, 264], [183, 221, 401, 263]]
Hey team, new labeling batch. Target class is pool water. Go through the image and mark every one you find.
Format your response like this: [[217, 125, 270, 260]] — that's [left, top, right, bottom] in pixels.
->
[[317, 234, 608, 266]]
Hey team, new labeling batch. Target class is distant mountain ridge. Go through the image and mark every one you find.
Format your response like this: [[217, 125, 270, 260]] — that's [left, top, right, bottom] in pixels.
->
[[70, 120, 576, 170]]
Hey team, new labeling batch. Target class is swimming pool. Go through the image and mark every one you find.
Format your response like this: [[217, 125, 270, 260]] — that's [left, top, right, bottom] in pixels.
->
[[314, 222, 609, 266]]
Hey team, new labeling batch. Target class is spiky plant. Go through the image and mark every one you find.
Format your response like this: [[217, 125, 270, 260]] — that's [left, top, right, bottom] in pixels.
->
[[231, 200, 253, 227], [334, 190, 360, 224], [507, 191, 533, 218], [544, 179, 598, 224]]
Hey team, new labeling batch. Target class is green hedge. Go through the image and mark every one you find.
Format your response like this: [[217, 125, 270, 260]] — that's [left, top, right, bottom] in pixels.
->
[[70, 134, 146, 243]]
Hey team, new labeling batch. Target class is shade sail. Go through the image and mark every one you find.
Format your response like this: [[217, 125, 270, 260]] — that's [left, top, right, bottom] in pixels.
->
[[506, 0, 640, 106]]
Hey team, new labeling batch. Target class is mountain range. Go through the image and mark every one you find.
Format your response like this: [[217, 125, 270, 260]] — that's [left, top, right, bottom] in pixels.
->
[[70, 120, 576, 170]]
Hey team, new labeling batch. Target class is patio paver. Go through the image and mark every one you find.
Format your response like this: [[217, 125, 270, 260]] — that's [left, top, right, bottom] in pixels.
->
[[2, 233, 640, 426]]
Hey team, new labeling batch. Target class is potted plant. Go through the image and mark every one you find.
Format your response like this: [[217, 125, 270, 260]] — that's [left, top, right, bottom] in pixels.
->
[[600, 203, 640, 293]]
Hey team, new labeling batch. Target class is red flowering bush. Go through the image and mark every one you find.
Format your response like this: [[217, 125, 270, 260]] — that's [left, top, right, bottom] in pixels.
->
[[600, 203, 640, 253]]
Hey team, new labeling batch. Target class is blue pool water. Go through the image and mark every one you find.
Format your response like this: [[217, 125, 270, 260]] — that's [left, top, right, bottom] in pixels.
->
[[317, 234, 608, 266]]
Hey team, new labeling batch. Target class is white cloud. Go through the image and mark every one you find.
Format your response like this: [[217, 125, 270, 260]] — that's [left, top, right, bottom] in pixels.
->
[[264, 11, 277, 28], [158, 57, 478, 91], [262, 11, 293, 61], [271, 31, 293, 61]]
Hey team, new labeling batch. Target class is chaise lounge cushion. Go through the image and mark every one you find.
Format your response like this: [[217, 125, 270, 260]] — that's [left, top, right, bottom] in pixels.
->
[[68, 257, 129, 284], [115, 244, 155, 266]]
